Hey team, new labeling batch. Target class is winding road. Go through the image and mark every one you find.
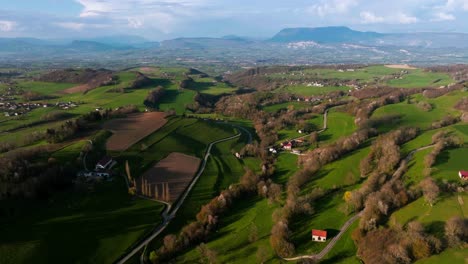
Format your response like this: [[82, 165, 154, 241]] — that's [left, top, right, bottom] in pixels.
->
[[115, 129, 245, 264], [282, 144, 434, 262]]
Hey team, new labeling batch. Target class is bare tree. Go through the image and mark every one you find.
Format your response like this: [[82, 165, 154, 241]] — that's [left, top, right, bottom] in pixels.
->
[[445, 216, 468, 247], [419, 178, 439, 206]]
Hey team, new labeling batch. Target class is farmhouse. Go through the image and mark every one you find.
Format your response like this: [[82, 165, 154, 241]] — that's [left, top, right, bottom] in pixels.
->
[[282, 141, 293, 150], [459, 171, 468, 180], [312, 229, 327, 242], [96, 156, 113, 170]]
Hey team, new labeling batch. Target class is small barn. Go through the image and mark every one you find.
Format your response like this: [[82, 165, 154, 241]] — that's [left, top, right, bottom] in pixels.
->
[[312, 229, 327, 242], [459, 171, 468, 180]]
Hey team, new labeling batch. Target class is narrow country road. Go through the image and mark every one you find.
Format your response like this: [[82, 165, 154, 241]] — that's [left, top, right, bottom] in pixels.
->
[[282, 144, 434, 262], [115, 130, 243, 264]]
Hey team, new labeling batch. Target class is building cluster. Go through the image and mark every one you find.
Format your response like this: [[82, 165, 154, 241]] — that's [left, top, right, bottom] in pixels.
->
[[1, 101, 80, 117], [77, 156, 116, 181]]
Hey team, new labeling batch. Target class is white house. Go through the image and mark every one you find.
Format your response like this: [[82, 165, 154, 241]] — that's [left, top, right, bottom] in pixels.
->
[[312, 229, 327, 242]]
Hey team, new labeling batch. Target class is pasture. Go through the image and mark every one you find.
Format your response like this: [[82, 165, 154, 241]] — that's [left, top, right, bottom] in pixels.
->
[[277, 85, 350, 96], [432, 147, 468, 183], [173, 197, 279, 264], [390, 193, 468, 237]]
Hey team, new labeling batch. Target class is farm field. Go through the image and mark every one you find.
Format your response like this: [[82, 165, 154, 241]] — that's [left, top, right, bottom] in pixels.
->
[[103, 112, 167, 151], [137, 152, 201, 202]]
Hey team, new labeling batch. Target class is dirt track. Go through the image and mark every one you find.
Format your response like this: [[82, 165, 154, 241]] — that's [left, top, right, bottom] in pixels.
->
[[103, 112, 167, 151], [137, 153, 201, 202]]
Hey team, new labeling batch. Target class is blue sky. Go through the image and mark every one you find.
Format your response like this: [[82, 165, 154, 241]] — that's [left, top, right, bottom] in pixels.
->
[[1, 0, 468, 40]]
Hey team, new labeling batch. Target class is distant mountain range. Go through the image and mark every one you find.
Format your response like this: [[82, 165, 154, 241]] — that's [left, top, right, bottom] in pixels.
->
[[1, 27, 468, 67]]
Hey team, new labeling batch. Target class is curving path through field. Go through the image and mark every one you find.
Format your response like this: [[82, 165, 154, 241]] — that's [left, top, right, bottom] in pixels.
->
[[282, 144, 434, 262], [115, 129, 243, 264]]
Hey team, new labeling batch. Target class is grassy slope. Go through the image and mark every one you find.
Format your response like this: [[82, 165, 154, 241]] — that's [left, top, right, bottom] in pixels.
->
[[414, 248, 468, 264], [278, 85, 350, 96], [387, 69, 453, 88], [319, 109, 356, 144], [0, 178, 165, 264], [174, 197, 279, 264], [372, 90, 466, 131], [390, 193, 468, 237]]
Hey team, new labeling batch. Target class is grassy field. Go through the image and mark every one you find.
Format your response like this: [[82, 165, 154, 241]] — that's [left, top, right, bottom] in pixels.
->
[[319, 109, 356, 144], [390, 192, 468, 238], [414, 248, 468, 263], [290, 189, 357, 255], [301, 145, 370, 192], [277, 85, 350, 96], [189, 77, 237, 96], [269, 65, 402, 82], [0, 178, 165, 264], [173, 197, 279, 264], [372, 90, 466, 131], [262, 101, 313, 113], [403, 147, 433, 186], [387, 69, 453, 88], [17, 81, 77, 94], [432, 147, 468, 183]]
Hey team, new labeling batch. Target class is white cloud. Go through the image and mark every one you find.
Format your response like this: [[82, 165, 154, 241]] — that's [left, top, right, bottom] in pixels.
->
[[432, 12, 456, 21], [359, 11, 418, 24], [394, 12, 419, 24], [0, 20, 16, 32], [74, 0, 208, 33], [56, 22, 85, 30], [360, 11, 384, 24], [308, 0, 358, 17], [443, 0, 468, 11]]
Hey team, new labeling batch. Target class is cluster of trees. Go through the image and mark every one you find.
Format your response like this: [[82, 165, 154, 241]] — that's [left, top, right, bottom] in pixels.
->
[[422, 83, 464, 98], [144, 86, 165, 108], [455, 97, 468, 111], [354, 215, 468, 264], [431, 115, 459, 129], [0, 145, 76, 201], [353, 221, 442, 263], [346, 128, 418, 221]]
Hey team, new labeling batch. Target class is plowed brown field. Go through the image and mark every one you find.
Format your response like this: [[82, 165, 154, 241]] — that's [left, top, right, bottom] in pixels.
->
[[137, 152, 201, 202], [103, 112, 167, 151]]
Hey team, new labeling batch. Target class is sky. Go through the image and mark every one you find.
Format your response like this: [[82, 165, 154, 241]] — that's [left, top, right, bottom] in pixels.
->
[[1, 0, 468, 40]]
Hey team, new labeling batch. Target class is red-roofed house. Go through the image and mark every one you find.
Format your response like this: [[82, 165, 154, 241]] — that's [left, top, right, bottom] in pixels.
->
[[96, 156, 113, 171], [282, 142, 293, 150], [312, 229, 327, 242], [459, 171, 468, 180]]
